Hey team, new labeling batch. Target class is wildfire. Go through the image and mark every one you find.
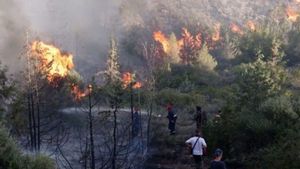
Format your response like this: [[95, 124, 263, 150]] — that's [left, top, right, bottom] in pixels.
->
[[30, 41, 74, 84], [122, 72, 142, 89], [153, 31, 183, 55], [286, 6, 299, 22], [230, 23, 244, 35], [71, 84, 92, 101], [246, 20, 256, 31], [212, 23, 221, 41], [122, 72, 133, 88], [153, 31, 170, 53], [133, 82, 142, 89]]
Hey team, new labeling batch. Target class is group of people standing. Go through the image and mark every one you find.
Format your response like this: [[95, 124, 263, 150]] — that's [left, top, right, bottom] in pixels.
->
[[166, 104, 226, 169]]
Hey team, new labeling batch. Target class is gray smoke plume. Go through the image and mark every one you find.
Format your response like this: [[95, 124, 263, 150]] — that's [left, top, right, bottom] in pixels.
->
[[0, 0, 289, 77], [0, 0, 124, 78], [0, 0, 27, 74]]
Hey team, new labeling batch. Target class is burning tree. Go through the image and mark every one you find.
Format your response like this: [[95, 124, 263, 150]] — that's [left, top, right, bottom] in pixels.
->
[[180, 28, 202, 65], [153, 31, 183, 70]]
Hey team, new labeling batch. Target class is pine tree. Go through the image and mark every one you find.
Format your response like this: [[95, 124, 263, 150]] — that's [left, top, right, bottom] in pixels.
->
[[168, 33, 181, 64], [194, 43, 218, 71], [104, 38, 121, 84]]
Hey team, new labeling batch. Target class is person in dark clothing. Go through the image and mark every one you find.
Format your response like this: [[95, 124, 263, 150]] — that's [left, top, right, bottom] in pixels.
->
[[167, 104, 177, 135], [195, 106, 204, 129], [133, 107, 141, 137], [210, 148, 227, 169]]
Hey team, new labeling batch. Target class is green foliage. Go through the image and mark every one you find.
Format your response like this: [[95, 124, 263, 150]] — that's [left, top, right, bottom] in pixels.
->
[[0, 126, 54, 169], [257, 122, 300, 169], [194, 43, 218, 71], [235, 55, 287, 109], [167, 33, 181, 64], [0, 63, 14, 115], [156, 88, 205, 109], [235, 27, 284, 64], [30, 155, 55, 169]]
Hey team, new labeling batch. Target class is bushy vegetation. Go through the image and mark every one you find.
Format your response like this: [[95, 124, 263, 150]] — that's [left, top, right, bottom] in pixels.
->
[[0, 126, 55, 169]]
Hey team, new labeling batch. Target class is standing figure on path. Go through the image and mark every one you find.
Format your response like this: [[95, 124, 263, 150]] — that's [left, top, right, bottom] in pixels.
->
[[195, 106, 207, 129], [166, 103, 177, 135], [195, 106, 202, 129], [186, 130, 207, 169], [210, 149, 227, 169], [133, 107, 141, 137]]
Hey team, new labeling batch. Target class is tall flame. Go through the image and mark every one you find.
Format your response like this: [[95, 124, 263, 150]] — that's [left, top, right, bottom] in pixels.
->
[[30, 41, 74, 84], [246, 20, 256, 31], [71, 84, 92, 101], [122, 72, 133, 88], [133, 82, 142, 89], [230, 23, 244, 35], [122, 72, 142, 89], [153, 31, 170, 53], [212, 23, 221, 41], [286, 6, 299, 22]]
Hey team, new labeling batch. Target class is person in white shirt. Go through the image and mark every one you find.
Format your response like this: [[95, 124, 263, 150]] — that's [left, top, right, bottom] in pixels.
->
[[185, 130, 207, 169]]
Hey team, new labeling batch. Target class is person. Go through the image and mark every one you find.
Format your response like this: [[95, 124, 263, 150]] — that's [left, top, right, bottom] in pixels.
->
[[185, 130, 207, 169], [195, 106, 202, 129], [210, 148, 227, 169], [166, 103, 177, 135], [132, 107, 141, 137]]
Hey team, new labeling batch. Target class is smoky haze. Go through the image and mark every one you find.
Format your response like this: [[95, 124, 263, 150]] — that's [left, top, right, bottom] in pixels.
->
[[0, 0, 290, 77], [1, 0, 123, 78], [0, 0, 27, 74]]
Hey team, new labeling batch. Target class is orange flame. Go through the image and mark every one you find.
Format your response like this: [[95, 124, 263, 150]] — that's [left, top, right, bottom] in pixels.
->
[[153, 31, 183, 54], [30, 41, 74, 84], [286, 6, 299, 22], [71, 84, 92, 101], [122, 72, 142, 89], [246, 20, 256, 31], [153, 31, 170, 53], [133, 82, 142, 89], [230, 23, 244, 35], [122, 72, 133, 88], [212, 23, 221, 41]]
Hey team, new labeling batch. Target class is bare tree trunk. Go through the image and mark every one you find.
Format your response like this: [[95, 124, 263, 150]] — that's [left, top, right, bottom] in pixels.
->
[[130, 84, 134, 139], [30, 93, 37, 151], [147, 100, 153, 148], [88, 90, 95, 169], [112, 106, 118, 169], [27, 93, 34, 150], [36, 97, 41, 151]]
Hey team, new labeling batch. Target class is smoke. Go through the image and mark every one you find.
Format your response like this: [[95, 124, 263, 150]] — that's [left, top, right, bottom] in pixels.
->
[[13, 0, 124, 79], [0, 0, 124, 77], [0, 0, 27, 74], [0, 0, 289, 77]]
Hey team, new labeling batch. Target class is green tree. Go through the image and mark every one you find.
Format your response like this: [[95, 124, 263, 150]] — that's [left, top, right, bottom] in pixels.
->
[[236, 27, 284, 64], [235, 54, 287, 109], [0, 126, 55, 169], [0, 63, 14, 121], [194, 43, 218, 71], [167, 33, 181, 64]]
